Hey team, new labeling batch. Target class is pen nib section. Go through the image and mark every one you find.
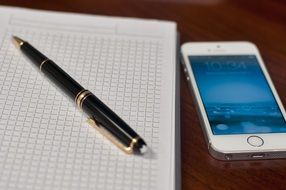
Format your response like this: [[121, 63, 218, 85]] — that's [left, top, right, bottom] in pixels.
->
[[87, 117, 133, 154]]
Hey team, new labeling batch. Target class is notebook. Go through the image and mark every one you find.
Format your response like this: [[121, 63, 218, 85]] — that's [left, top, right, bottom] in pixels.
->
[[0, 6, 180, 190]]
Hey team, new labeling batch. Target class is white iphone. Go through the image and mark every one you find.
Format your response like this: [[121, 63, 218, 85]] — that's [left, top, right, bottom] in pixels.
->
[[181, 42, 286, 160]]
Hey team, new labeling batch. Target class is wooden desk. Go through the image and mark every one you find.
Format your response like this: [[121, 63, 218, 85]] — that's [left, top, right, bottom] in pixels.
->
[[1, 0, 286, 189]]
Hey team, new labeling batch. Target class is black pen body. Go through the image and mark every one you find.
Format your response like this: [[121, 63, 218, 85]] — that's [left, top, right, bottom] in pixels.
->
[[21, 42, 84, 99], [18, 40, 146, 154]]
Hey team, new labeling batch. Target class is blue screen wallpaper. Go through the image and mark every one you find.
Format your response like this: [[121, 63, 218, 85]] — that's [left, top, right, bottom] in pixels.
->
[[189, 55, 286, 135]]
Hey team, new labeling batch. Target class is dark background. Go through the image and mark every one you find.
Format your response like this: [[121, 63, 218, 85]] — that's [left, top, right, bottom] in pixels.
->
[[1, 0, 286, 189]]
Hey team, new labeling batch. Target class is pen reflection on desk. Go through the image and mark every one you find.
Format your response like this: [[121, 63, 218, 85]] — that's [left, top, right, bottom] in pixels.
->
[[12, 36, 148, 155]]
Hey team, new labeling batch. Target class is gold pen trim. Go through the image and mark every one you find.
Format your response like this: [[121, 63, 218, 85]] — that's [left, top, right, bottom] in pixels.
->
[[75, 89, 87, 103], [75, 90, 92, 109], [87, 118, 139, 154], [39, 59, 50, 71], [80, 93, 92, 108]]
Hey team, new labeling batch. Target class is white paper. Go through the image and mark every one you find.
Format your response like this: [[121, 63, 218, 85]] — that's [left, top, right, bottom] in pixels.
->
[[0, 6, 178, 190]]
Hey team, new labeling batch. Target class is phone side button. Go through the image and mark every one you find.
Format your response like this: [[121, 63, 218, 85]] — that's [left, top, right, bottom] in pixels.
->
[[247, 136, 264, 147]]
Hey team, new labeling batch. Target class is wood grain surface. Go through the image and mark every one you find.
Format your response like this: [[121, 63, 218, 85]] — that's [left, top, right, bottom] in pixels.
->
[[0, 0, 286, 189]]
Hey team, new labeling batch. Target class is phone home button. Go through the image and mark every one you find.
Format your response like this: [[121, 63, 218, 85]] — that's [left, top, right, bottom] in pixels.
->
[[247, 136, 264, 147]]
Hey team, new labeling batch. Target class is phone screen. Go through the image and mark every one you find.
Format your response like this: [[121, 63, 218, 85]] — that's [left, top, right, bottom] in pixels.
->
[[189, 55, 286, 135]]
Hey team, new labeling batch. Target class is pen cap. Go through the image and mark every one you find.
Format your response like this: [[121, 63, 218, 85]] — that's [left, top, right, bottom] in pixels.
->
[[82, 93, 140, 147]]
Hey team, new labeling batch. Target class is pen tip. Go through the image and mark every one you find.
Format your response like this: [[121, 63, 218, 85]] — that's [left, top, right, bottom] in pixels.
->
[[11, 35, 25, 49]]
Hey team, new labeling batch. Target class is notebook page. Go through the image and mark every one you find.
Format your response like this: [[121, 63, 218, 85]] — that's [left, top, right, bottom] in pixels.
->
[[0, 6, 177, 190]]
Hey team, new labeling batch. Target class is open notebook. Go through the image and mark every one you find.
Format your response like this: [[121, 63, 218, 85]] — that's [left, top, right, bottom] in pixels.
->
[[0, 6, 180, 190]]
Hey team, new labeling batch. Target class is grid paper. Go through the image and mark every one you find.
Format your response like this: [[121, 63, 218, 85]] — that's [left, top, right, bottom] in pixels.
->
[[0, 6, 177, 190]]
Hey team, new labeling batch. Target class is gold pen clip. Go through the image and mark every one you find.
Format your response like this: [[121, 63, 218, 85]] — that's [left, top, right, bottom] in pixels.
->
[[87, 118, 136, 154]]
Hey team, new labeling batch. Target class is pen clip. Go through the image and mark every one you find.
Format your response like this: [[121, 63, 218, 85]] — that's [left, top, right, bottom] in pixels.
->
[[87, 117, 134, 154]]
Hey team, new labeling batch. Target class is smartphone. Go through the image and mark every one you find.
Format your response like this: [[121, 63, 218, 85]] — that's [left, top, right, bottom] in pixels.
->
[[181, 42, 286, 160]]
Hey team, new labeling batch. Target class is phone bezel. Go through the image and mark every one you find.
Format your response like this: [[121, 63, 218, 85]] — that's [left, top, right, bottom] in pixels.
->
[[181, 42, 286, 154]]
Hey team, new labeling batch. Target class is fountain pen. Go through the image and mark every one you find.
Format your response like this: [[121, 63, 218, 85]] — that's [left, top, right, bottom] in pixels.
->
[[12, 36, 147, 154]]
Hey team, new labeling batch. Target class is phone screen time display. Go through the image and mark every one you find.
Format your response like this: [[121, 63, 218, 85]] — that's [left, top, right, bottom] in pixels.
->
[[189, 55, 286, 135]]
